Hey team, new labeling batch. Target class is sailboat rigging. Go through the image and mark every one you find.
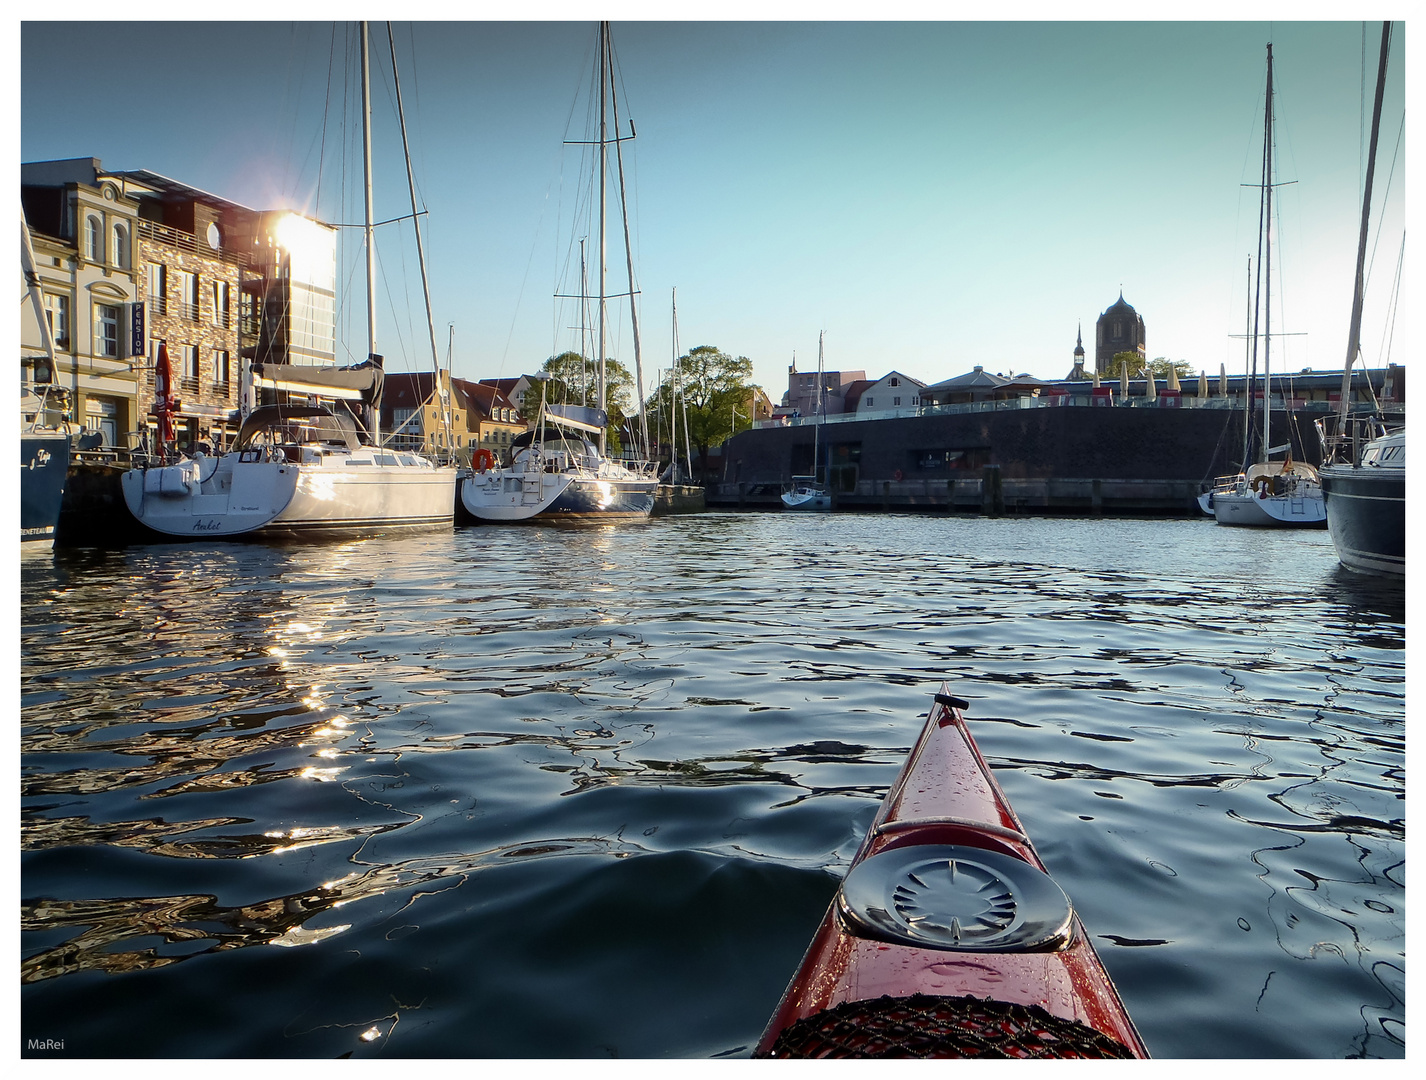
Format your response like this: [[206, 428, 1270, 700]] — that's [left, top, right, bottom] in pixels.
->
[[1315, 21, 1404, 575], [653, 287, 706, 514], [461, 20, 656, 523], [1212, 42, 1326, 529], [121, 20, 456, 539]]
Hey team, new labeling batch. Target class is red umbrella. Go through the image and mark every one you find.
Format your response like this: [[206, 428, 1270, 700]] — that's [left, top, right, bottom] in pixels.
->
[[154, 341, 176, 455]]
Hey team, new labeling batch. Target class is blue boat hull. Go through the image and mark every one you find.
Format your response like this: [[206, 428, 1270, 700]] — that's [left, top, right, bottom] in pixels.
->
[[545, 477, 656, 519], [1320, 464, 1405, 575], [21, 434, 70, 544]]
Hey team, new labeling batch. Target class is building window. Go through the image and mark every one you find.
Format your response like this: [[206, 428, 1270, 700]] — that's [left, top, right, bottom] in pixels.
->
[[214, 349, 230, 389], [893, 396, 902, 406], [212, 280, 230, 329], [173, 345, 198, 394], [176, 271, 199, 320], [147, 263, 167, 315], [865, 397, 874, 407], [94, 304, 120, 357], [44, 293, 69, 349], [112, 223, 129, 268], [85, 215, 102, 261], [889, 377, 900, 387]]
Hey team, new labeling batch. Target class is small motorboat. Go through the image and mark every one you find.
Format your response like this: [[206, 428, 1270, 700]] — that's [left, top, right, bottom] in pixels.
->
[[755, 686, 1148, 1058]]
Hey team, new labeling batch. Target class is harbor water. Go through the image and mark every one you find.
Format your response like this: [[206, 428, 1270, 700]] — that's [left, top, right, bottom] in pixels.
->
[[20, 514, 1404, 1058]]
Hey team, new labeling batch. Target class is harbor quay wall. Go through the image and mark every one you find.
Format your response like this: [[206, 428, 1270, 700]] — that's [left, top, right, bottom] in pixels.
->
[[56, 458, 168, 546], [709, 405, 1326, 515]]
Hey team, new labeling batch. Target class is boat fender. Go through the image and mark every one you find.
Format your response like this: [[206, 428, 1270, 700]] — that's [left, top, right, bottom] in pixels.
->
[[192, 453, 219, 484], [147, 462, 198, 497]]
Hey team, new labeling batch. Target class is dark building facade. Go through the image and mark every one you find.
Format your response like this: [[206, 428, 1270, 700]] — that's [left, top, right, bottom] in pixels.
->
[[1095, 293, 1146, 374]]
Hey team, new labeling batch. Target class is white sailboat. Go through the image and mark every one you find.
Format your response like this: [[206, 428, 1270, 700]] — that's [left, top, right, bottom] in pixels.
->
[[1213, 43, 1325, 529], [121, 22, 455, 540], [462, 21, 656, 524], [781, 331, 831, 511]]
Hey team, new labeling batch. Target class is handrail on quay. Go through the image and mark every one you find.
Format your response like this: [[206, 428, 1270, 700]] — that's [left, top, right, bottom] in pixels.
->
[[754, 395, 1342, 429]]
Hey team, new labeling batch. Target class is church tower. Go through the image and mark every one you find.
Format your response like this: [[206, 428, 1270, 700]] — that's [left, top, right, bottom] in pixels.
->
[[1095, 292, 1146, 374], [1067, 322, 1088, 380]]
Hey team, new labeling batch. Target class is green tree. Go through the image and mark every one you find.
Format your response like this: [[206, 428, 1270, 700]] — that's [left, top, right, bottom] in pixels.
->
[[1148, 356, 1196, 381], [1110, 351, 1142, 377], [1109, 351, 1194, 381], [647, 345, 756, 481], [521, 351, 637, 451]]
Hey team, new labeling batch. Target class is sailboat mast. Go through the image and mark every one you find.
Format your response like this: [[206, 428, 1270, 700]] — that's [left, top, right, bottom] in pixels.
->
[[1241, 256, 1252, 469], [360, 21, 381, 444], [579, 237, 589, 406], [672, 287, 692, 478], [813, 331, 824, 478], [607, 43, 648, 461], [360, 22, 377, 365], [1261, 43, 1273, 463], [1337, 21, 1393, 433], [596, 21, 609, 454], [387, 23, 449, 452]]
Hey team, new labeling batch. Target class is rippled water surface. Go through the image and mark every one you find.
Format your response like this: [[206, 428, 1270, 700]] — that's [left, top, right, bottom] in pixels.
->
[[20, 514, 1405, 1058]]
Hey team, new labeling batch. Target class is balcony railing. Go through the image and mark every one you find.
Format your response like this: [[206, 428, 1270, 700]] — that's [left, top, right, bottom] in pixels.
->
[[148, 295, 168, 317], [179, 376, 200, 395], [212, 311, 232, 330], [175, 301, 200, 321], [135, 219, 249, 267]]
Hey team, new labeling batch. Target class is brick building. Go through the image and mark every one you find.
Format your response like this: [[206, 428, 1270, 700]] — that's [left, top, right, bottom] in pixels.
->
[[21, 158, 338, 452]]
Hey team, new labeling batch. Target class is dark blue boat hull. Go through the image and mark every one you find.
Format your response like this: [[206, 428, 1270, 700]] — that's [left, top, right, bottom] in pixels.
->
[[1320, 464, 1405, 575], [546, 477, 656, 519], [21, 434, 71, 544]]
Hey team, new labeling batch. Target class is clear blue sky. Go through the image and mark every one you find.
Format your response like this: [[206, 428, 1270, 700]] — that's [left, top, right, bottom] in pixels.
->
[[20, 7, 1407, 403]]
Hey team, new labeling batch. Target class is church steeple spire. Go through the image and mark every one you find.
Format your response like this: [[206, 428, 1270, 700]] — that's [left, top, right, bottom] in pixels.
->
[[1068, 321, 1088, 380]]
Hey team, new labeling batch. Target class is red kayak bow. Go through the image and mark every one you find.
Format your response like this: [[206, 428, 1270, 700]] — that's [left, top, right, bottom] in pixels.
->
[[755, 687, 1148, 1058]]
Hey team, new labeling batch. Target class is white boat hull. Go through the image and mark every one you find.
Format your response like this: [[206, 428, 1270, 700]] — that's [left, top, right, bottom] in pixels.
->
[[781, 488, 831, 511], [461, 470, 576, 521], [1212, 489, 1326, 528], [123, 454, 455, 539], [461, 467, 655, 522]]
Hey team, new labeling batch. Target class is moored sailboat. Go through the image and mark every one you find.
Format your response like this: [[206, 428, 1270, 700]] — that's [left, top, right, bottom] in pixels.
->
[[462, 21, 657, 525], [120, 21, 455, 540], [1213, 43, 1324, 530], [653, 289, 705, 514], [781, 331, 832, 511]]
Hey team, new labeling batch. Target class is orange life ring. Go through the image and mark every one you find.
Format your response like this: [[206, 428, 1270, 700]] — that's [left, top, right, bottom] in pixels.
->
[[893, 469, 904, 481], [473, 448, 496, 473]]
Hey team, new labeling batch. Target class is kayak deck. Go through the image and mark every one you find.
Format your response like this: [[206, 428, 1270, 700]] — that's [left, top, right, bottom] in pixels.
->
[[755, 688, 1148, 1058]]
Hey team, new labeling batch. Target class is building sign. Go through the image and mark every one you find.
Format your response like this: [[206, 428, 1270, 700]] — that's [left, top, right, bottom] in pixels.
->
[[130, 302, 146, 357]]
